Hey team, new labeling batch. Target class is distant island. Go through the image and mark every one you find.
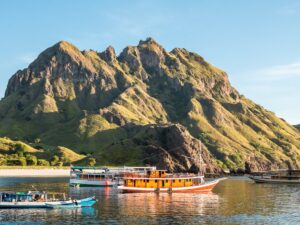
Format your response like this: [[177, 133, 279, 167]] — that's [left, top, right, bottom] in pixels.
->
[[0, 38, 299, 172]]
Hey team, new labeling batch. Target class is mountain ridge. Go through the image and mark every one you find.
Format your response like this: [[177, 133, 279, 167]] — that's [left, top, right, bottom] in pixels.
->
[[1, 38, 299, 172]]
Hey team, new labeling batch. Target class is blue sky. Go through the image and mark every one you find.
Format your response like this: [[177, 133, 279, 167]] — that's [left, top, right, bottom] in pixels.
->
[[0, 0, 299, 124]]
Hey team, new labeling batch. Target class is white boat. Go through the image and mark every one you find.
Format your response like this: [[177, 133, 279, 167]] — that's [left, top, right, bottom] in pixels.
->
[[249, 169, 300, 184], [69, 166, 156, 187], [45, 197, 96, 208]]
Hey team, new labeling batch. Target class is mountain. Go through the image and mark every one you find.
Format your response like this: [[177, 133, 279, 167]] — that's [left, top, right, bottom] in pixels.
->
[[296, 125, 300, 131], [1, 38, 300, 172]]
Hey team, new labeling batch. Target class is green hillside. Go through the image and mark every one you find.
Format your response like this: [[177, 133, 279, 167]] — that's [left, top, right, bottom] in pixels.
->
[[0, 38, 299, 172], [0, 137, 85, 166]]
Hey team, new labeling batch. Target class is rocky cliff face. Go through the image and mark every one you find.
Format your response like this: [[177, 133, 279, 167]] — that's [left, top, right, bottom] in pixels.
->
[[1, 38, 300, 172]]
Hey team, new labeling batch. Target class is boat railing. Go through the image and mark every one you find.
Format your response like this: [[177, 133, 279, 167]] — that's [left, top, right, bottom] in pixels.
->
[[122, 174, 204, 179]]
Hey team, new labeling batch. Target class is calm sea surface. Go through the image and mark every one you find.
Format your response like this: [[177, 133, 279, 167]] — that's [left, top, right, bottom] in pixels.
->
[[0, 177, 299, 224]]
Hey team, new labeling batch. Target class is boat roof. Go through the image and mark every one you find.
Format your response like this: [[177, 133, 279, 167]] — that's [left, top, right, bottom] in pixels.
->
[[71, 166, 156, 171], [0, 191, 47, 195], [123, 176, 204, 180], [0, 191, 65, 195], [252, 169, 300, 174]]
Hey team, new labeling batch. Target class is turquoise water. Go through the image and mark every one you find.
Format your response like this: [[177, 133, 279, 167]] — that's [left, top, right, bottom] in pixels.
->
[[0, 177, 300, 224]]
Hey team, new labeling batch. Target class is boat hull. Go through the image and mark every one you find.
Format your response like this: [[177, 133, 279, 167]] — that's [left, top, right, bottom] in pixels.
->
[[0, 202, 47, 208], [45, 197, 96, 208], [118, 179, 223, 193], [0, 197, 96, 209], [69, 179, 117, 187], [249, 176, 300, 184]]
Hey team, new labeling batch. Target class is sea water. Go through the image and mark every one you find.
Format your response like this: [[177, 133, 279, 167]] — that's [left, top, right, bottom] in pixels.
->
[[0, 177, 299, 224]]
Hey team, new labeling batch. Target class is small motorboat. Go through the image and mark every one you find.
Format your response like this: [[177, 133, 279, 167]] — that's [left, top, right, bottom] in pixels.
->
[[249, 169, 300, 184], [0, 191, 96, 209], [45, 197, 97, 208]]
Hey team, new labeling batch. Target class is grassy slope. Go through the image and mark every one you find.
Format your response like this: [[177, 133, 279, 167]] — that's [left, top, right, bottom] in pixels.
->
[[0, 40, 299, 170], [0, 137, 85, 165]]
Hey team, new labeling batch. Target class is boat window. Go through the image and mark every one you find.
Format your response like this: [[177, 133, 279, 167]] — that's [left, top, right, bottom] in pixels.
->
[[147, 180, 149, 183], [166, 180, 168, 183], [155, 180, 157, 183], [179, 179, 181, 182]]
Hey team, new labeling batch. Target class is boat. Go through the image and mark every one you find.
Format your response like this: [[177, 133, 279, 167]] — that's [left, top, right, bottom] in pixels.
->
[[0, 191, 96, 208], [69, 166, 156, 187], [118, 170, 225, 193], [45, 197, 97, 208], [249, 169, 300, 184]]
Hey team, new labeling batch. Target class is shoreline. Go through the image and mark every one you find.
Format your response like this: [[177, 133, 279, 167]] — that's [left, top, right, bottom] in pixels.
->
[[0, 168, 70, 177]]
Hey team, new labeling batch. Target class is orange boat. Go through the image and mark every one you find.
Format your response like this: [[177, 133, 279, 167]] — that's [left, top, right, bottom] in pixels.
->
[[118, 170, 225, 193]]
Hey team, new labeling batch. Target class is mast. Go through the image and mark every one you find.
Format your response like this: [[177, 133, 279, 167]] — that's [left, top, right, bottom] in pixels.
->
[[200, 141, 202, 175]]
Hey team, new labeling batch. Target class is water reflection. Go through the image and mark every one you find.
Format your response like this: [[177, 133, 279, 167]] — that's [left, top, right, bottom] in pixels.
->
[[0, 177, 300, 224], [0, 207, 97, 224]]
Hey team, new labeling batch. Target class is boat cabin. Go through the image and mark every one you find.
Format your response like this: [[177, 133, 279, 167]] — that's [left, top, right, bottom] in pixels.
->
[[123, 170, 204, 189], [0, 191, 66, 202]]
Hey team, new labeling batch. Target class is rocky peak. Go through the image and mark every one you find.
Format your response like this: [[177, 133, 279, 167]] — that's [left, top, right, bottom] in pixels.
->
[[138, 37, 161, 47], [29, 40, 95, 74], [99, 46, 116, 63], [136, 38, 166, 73]]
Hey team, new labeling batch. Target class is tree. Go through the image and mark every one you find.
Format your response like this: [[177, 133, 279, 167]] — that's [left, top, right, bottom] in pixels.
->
[[88, 158, 96, 167], [51, 155, 59, 166], [34, 138, 41, 144], [15, 143, 26, 157], [37, 159, 50, 166], [0, 157, 7, 166], [56, 161, 63, 167], [26, 155, 37, 166]]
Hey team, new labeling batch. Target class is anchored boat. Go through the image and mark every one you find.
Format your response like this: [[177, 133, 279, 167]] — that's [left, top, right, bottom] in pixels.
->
[[69, 166, 156, 187], [249, 169, 300, 184], [118, 170, 225, 193], [45, 197, 96, 208], [0, 191, 96, 208]]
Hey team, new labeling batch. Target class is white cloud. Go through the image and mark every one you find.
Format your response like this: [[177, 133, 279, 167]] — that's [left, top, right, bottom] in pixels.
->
[[254, 61, 300, 81]]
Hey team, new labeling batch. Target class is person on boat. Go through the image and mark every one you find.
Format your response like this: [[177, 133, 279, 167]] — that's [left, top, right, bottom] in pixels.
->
[[72, 199, 78, 206]]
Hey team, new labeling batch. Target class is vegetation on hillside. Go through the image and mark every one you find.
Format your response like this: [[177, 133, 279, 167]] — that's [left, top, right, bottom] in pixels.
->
[[0, 137, 85, 167], [0, 38, 299, 172]]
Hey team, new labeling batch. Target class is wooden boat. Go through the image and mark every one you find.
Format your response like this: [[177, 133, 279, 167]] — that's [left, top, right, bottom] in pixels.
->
[[45, 197, 96, 208], [118, 170, 225, 193], [249, 169, 300, 184], [0, 191, 96, 208], [69, 166, 156, 187]]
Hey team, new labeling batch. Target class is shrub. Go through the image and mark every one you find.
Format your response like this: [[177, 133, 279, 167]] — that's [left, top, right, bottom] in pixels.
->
[[34, 138, 41, 144], [56, 161, 63, 167], [37, 159, 50, 166], [60, 157, 71, 166], [26, 155, 37, 166], [7, 157, 27, 166], [51, 155, 59, 166], [15, 143, 26, 157], [88, 158, 96, 167], [0, 157, 7, 166]]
